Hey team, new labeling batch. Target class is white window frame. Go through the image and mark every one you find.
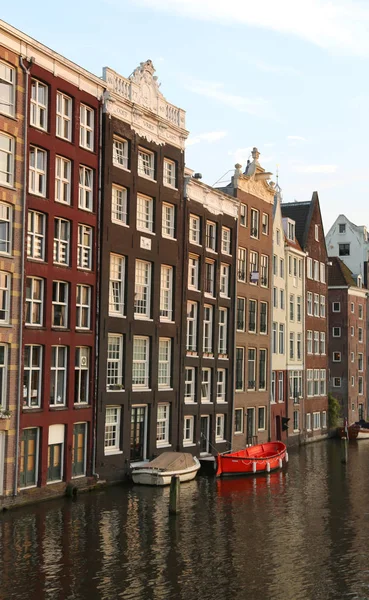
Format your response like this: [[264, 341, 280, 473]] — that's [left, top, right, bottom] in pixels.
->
[[113, 136, 129, 170], [77, 224, 93, 270], [333, 377, 341, 388], [320, 369, 326, 396], [52, 280, 69, 328], [23, 345, 42, 408], [218, 307, 228, 354], [158, 338, 171, 389], [236, 347, 245, 391], [320, 262, 326, 283], [104, 407, 121, 454], [313, 412, 321, 430], [332, 302, 341, 312], [53, 218, 70, 266], [307, 369, 313, 397], [0, 202, 12, 256], [184, 367, 196, 403], [30, 79, 48, 131], [79, 104, 94, 151], [260, 254, 268, 287], [258, 406, 266, 431], [186, 301, 198, 352], [160, 265, 173, 322], [306, 413, 311, 431], [250, 208, 259, 238], [163, 158, 176, 188], [203, 305, 213, 353], [111, 184, 128, 225], [29, 146, 47, 197], [75, 347, 90, 404], [307, 257, 313, 279], [320, 295, 326, 318], [25, 276, 44, 326], [217, 369, 226, 403], [313, 331, 319, 354], [206, 221, 216, 250], [76, 284, 91, 330], [79, 165, 93, 211], [134, 260, 152, 319], [189, 214, 201, 245], [332, 327, 341, 337], [237, 247, 247, 282], [137, 193, 154, 233], [0, 133, 14, 188], [322, 411, 327, 429], [27, 210, 45, 261], [278, 372, 284, 402], [307, 330, 313, 354], [221, 227, 231, 255], [201, 368, 212, 403], [234, 408, 243, 433], [205, 260, 215, 296], [0, 61, 15, 117], [132, 336, 150, 390], [216, 414, 226, 442], [56, 92, 72, 141], [109, 253, 125, 317], [240, 204, 247, 227], [0, 271, 10, 325], [261, 213, 269, 235], [333, 351, 341, 362], [162, 203, 175, 239], [358, 327, 363, 342], [188, 255, 199, 290], [138, 147, 155, 180], [314, 293, 319, 317], [50, 345, 67, 406], [220, 264, 230, 297], [183, 415, 195, 446], [157, 404, 170, 447], [106, 334, 124, 391], [320, 332, 326, 355], [55, 155, 71, 205]]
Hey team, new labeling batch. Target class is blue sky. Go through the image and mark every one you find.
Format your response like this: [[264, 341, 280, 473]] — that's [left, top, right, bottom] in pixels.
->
[[3, 0, 369, 232]]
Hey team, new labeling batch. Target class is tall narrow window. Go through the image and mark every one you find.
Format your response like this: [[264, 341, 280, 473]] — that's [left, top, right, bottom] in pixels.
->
[[297, 296, 302, 322], [218, 307, 228, 354], [279, 324, 285, 354], [0, 272, 10, 325], [106, 334, 123, 390], [76, 284, 91, 329], [186, 301, 198, 352], [259, 349, 267, 390], [271, 372, 276, 402], [235, 347, 245, 391], [184, 367, 196, 402], [250, 209, 259, 238], [111, 185, 128, 225], [247, 349, 256, 390], [201, 368, 212, 402], [260, 302, 267, 334], [113, 136, 129, 169], [203, 305, 213, 353], [289, 332, 294, 359], [221, 227, 231, 254], [23, 345, 42, 408], [249, 251, 258, 283], [0, 134, 14, 188], [206, 221, 216, 250], [50, 346, 67, 405], [56, 92, 72, 141], [272, 322, 277, 353], [204, 261, 215, 295], [320, 332, 326, 355], [160, 265, 173, 321], [104, 407, 121, 453], [109, 254, 125, 317], [75, 347, 90, 404], [26, 277, 43, 326], [134, 260, 152, 319], [30, 79, 48, 130], [297, 333, 302, 360], [278, 373, 284, 402], [79, 166, 93, 211], [216, 414, 225, 442], [238, 247, 247, 282], [132, 336, 150, 389], [262, 213, 269, 235], [158, 339, 172, 389], [320, 295, 326, 318], [0, 203, 12, 255], [29, 146, 46, 196], [162, 203, 175, 238], [220, 264, 230, 297], [0, 61, 15, 117], [248, 299, 257, 333], [184, 416, 195, 445], [157, 404, 170, 446], [137, 193, 154, 233], [20, 428, 39, 488], [163, 158, 176, 187], [53, 218, 70, 265], [188, 255, 199, 290], [27, 210, 45, 261], [217, 369, 226, 402], [260, 255, 268, 287], [80, 104, 94, 150], [237, 297, 245, 331], [138, 148, 155, 179], [55, 156, 71, 204], [52, 281, 69, 328], [189, 215, 200, 244], [77, 224, 93, 270]]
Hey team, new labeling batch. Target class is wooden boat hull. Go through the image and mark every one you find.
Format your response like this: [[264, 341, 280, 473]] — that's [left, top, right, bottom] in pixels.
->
[[132, 456, 200, 486], [216, 442, 287, 478], [337, 425, 369, 440]]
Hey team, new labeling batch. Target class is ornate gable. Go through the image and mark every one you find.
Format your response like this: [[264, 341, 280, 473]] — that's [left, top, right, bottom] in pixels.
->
[[233, 148, 275, 204]]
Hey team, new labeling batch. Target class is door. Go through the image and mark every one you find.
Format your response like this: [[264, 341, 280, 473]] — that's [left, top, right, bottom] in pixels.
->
[[20, 428, 38, 488], [72, 423, 86, 477], [200, 416, 210, 454], [48, 443, 62, 482], [246, 408, 255, 445], [130, 406, 147, 461]]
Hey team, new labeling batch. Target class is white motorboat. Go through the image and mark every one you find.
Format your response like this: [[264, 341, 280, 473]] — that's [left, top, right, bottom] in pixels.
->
[[131, 452, 201, 486]]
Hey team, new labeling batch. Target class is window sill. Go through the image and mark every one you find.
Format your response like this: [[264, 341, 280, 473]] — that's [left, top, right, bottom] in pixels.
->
[[163, 182, 177, 190], [158, 387, 173, 391], [188, 287, 200, 292], [159, 318, 174, 324], [216, 439, 226, 444], [108, 313, 126, 319], [201, 400, 212, 404], [204, 293, 215, 299], [20, 484, 37, 490], [55, 199, 71, 207], [137, 228, 155, 236], [205, 248, 217, 254], [184, 401, 197, 405], [111, 220, 129, 228], [234, 432, 243, 436], [134, 316, 153, 321], [0, 111, 17, 122], [217, 400, 227, 404], [77, 267, 92, 272], [22, 406, 42, 411], [0, 323, 11, 328], [189, 241, 202, 248], [157, 443, 172, 449], [27, 257, 45, 263], [75, 327, 93, 332], [72, 473, 86, 480], [106, 388, 125, 392], [186, 351, 198, 357], [104, 450, 123, 456], [162, 234, 176, 241], [46, 479, 63, 485], [56, 133, 72, 143], [74, 403, 91, 408], [203, 353, 214, 358], [49, 405, 67, 410], [218, 354, 228, 360], [219, 295, 230, 300], [138, 173, 156, 183], [183, 442, 196, 447], [113, 163, 131, 174], [132, 388, 151, 392], [28, 191, 47, 199], [79, 144, 94, 153]]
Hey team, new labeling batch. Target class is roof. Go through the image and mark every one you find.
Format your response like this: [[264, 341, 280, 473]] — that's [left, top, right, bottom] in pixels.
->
[[328, 256, 357, 287], [285, 237, 302, 252], [281, 198, 315, 250]]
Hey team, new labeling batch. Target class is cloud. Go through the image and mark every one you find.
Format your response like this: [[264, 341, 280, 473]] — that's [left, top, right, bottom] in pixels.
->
[[184, 78, 273, 118], [186, 131, 228, 147], [246, 58, 300, 76], [292, 164, 338, 174], [228, 147, 253, 166], [287, 135, 306, 141], [131, 0, 369, 57]]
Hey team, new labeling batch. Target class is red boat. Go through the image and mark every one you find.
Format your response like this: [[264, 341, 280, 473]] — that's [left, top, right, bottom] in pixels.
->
[[216, 441, 287, 477]]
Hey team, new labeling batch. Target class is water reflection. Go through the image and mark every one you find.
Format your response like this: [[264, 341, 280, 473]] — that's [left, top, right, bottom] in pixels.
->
[[2, 442, 369, 599]]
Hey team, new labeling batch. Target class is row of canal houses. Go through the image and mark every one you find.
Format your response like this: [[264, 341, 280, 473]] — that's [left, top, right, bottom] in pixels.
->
[[0, 19, 359, 505]]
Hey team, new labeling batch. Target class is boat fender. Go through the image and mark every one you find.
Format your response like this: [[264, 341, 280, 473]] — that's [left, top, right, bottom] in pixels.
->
[[285, 452, 289, 463], [266, 462, 270, 473], [252, 462, 256, 473], [278, 458, 282, 469]]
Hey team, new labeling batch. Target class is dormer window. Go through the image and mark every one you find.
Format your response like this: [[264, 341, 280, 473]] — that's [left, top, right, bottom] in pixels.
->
[[339, 223, 346, 234], [357, 275, 362, 288], [287, 221, 295, 241]]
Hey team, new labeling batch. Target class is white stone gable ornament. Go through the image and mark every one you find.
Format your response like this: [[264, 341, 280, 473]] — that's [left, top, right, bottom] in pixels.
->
[[129, 60, 162, 110]]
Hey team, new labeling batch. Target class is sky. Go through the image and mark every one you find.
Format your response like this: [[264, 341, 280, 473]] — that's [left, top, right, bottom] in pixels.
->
[[3, 0, 369, 233]]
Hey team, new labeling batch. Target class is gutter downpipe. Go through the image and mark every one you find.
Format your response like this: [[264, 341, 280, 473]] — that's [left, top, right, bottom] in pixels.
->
[[92, 96, 105, 477], [14, 56, 32, 496], [231, 210, 239, 450]]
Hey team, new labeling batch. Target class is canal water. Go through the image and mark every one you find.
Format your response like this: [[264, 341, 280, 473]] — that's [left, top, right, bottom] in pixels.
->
[[1, 441, 369, 600]]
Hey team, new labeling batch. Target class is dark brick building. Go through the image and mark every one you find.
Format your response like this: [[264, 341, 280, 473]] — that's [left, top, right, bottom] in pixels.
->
[[95, 61, 188, 480], [328, 257, 367, 422], [282, 193, 329, 440]]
